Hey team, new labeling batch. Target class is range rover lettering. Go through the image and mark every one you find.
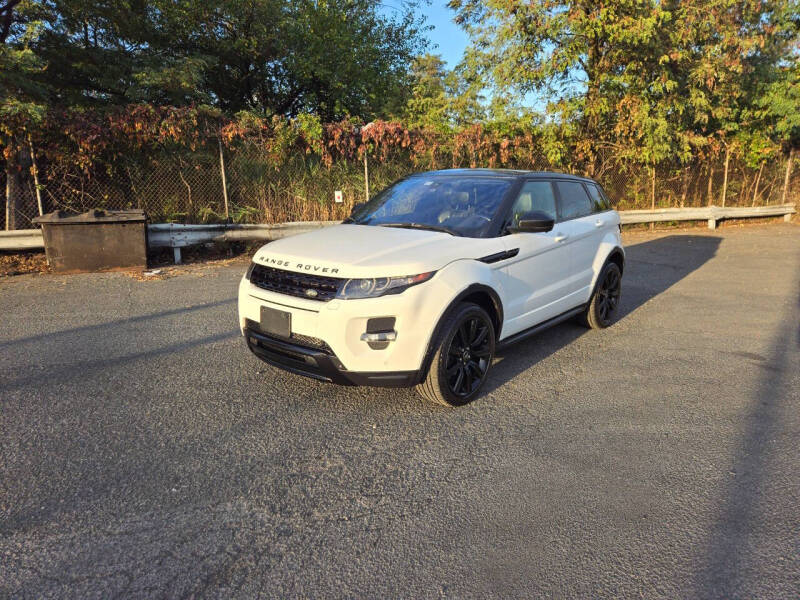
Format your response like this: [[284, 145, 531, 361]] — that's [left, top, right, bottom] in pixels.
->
[[238, 169, 624, 406]]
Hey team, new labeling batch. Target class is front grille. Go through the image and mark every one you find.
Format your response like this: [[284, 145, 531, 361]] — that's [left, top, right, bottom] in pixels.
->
[[247, 331, 332, 381], [249, 263, 343, 301], [245, 319, 332, 354], [290, 332, 332, 353]]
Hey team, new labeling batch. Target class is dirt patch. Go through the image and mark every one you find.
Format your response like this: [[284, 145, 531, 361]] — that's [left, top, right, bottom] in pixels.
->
[[119, 253, 251, 282], [147, 241, 257, 268], [111, 242, 254, 282], [131, 242, 252, 281], [1, 242, 255, 280], [0, 251, 50, 277]]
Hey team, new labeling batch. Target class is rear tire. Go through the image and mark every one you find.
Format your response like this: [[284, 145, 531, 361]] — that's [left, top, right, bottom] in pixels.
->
[[581, 262, 622, 329], [416, 303, 495, 407]]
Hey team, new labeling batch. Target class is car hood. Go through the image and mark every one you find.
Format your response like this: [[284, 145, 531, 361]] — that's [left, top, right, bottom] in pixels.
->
[[252, 224, 505, 278]]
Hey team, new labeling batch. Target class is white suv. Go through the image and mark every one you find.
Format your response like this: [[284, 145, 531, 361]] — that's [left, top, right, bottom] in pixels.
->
[[238, 169, 624, 406]]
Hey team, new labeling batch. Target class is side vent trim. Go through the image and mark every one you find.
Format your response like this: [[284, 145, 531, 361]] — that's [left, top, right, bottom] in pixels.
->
[[478, 248, 520, 264]]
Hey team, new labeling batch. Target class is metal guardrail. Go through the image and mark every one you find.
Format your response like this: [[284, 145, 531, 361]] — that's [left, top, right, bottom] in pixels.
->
[[0, 221, 339, 261], [147, 221, 339, 263], [1, 204, 796, 255], [0, 229, 45, 250], [619, 203, 797, 229]]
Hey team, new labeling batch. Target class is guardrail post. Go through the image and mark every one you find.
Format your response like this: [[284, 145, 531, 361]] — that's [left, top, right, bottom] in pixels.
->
[[707, 206, 718, 229], [173, 247, 182, 264], [785, 213, 793, 223]]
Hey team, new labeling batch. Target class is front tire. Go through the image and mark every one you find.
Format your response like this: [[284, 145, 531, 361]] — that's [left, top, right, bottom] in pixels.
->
[[581, 261, 622, 329], [417, 303, 495, 406]]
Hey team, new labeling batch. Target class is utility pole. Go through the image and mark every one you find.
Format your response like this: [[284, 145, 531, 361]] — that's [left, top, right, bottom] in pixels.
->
[[29, 135, 43, 216], [363, 153, 369, 202], [219, 136, 230, 220], [721, 143, 730, 207], [781, 148, 794, 205]]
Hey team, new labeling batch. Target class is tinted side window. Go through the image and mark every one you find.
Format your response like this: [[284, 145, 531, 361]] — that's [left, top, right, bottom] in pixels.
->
[[508, 181, 557, 228], [586, 183, 610, 212], [598, 185, 612, 208], [555, 181, 592, 220]]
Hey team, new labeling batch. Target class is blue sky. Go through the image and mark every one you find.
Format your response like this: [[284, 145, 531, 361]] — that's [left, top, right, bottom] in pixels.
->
[[381, 1, 469, 68], [420, 1, 470, 68], [383, 1, 552, 111]]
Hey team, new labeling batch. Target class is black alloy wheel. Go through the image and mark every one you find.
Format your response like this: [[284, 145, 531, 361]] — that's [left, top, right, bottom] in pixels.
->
[[596, 265, 621, 324], [417, 302, 496, 406], [445, 315, 492, 398], [581, 261, 623, 329]]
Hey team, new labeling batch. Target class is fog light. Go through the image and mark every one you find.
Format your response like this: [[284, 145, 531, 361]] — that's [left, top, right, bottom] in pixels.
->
[[362, 317, 396, 348], [360, 331, 397, 342]]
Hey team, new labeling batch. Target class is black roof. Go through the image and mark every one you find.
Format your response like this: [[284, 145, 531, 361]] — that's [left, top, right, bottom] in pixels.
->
[[415, 168, 595, 182]]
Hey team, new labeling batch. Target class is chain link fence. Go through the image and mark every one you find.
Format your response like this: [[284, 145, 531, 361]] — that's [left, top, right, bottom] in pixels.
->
[[2, 137, 796, 230]]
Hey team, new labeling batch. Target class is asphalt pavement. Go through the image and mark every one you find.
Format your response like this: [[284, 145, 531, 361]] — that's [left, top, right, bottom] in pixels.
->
[[1, 223, 799, 598]]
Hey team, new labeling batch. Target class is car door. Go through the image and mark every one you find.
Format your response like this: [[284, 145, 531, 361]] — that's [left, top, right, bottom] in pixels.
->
[[552, 179, 603, 301], [497, 180, 574, 338]]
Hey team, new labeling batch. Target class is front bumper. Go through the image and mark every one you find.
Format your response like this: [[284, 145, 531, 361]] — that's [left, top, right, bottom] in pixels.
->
[[238, 273, 448, 374], [245, 326, 420, 387]]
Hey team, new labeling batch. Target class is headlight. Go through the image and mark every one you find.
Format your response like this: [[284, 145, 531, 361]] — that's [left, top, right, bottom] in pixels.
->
[[336, 271, 435, 299]]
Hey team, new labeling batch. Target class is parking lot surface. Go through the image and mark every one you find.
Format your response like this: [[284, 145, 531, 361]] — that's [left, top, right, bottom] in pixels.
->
[[1, 224, 799, 598]]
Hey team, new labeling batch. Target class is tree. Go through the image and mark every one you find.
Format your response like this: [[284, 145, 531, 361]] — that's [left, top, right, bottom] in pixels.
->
[[16, 0, 428, 119], [1, 1, 47, 229], [449, 0, 673, 155], [758, 64, 800, 204], [1, 0, 23, 44], [450, 0, 799, 200], [404, 54, 451, 130], [671, 0, 789, 204], [404, 54, 484, 131]]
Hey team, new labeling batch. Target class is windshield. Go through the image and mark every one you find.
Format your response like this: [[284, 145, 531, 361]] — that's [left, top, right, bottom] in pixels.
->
[[348, 176, 513, 237]]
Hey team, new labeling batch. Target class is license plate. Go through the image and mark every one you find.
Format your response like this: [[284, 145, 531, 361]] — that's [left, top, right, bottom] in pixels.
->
[[260, 306, 291, 338]]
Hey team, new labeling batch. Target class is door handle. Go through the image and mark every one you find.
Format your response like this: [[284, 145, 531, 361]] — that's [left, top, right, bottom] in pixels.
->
[[594, 219, 605, 228], [554, 232, 569, 242]]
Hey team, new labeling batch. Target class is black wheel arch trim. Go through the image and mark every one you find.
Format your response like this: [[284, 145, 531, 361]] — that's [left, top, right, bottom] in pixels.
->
[[419, 283, 503, 379], [588, 248, 625, 300], [606, 246, 626, 271]]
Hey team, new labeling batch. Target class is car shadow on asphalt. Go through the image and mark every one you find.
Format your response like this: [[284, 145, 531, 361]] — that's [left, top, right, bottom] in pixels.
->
[[694, 280, 799, 597], [483, 234, 722, 396], [1, 329, 241, 393], [0, 297, 236, 351]]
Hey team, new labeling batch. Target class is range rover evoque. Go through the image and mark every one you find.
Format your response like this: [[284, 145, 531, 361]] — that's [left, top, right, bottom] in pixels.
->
[[238, 169, 624, 406]]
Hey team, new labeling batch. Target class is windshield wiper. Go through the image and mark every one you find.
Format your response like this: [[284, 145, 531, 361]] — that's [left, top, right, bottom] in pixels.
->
[[378, 222, 462, 236]]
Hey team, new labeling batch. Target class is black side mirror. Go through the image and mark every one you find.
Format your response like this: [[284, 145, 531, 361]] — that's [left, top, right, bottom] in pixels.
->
[[507, 210, 555, 233]]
